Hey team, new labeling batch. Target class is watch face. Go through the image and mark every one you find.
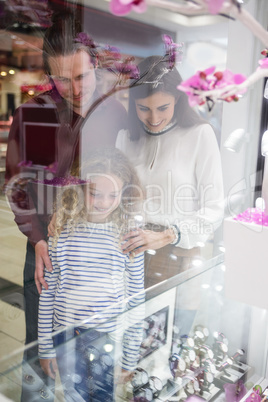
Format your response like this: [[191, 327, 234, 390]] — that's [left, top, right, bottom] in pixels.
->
[[207, 349, 214, 359], [186, 381, 195, 394], [100, 353, 113, 368], [178, 358, 186, 372], [135, 388, 153, 401], [132, 369, 149, 388], [205, 372, 214, 383], [195, 331, 204, 341], [220, 343, 228, 353], [203, 328, 209, 338], [149, 377, 163, 392], [189, 350, 196, 361], [193, 379, 199, 391], [226, 358, 233, 366], [187, 337, 195, 347], [142, 372, 149, 384], [209, 363, 216, 374], [71, 373, 82, 384], [92, 363, 102, 376], [144, 388, 154, 401], [170, 355, 186, 375], [85, 345, 100, 362]]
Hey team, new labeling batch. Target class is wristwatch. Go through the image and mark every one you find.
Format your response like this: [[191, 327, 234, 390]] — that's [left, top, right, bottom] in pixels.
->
[[179, 347, 196, 368], [180, 334, 195, 348], [84, 345, 100, 362], [231, 349, 245, 362], [194, 325, 209, 341], [170, 224, 181, 246], [131, 367, 149, 389], [99, 353, 113, 371], [213, 331, 228, 345], [202, 358, 216, 375], [198, 345, 214, 360], [218, 357, 233, 372], [193, 330, 205, 346], [169, 354, 186, 378], [133, 387, 154, 401], [149, 376, 163, 398], [184, 375, 200, 395]]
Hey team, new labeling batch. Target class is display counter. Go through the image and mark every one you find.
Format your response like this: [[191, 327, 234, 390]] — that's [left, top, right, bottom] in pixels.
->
[[1, 254, 268, 401]]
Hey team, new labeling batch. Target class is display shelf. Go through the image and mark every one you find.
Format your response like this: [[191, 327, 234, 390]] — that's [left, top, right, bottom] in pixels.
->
[[1, 255, 268, 401]]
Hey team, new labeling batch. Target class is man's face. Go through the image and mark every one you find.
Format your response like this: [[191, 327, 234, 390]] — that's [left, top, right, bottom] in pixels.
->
[[48, 50, 96, 114]]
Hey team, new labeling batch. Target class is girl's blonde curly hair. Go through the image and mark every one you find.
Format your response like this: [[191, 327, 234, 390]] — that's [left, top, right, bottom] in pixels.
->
[[52, 148, 144, 246]]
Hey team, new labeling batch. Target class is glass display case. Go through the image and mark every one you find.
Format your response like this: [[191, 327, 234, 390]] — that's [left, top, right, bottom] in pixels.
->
[[1, 254, 268, 402], [1, 1, 268, 402]]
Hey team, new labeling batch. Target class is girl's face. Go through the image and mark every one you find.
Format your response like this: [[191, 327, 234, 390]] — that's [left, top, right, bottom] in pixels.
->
[[85, 174, 123, 223], [135, 92, 177, 133]]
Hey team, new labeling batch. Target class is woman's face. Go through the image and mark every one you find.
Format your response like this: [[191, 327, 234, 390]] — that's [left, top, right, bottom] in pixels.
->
[[135, 92, 177, 133], [85, 174, 123, 223]]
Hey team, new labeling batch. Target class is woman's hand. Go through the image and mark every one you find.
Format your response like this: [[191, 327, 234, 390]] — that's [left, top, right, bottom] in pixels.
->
[[121, 228, 175, 256], [48, 213, 56, 237], [40, 358, 58, 379]]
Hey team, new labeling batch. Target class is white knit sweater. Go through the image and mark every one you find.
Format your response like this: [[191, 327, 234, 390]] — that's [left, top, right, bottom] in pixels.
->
[[116, 123, 224, 249]]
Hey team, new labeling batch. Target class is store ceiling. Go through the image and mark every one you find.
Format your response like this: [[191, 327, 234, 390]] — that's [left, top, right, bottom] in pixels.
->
[[0, 0, 229, 70]]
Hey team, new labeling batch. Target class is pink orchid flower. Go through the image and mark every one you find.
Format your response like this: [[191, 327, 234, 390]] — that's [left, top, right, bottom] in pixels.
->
[[178, 67, 247, 109], [114, 58, 140, 80], [258, 58, 268, 69], [162, 34, 183, 69], [74, 32, 96, 48], [110, 0, 147, 16], [205, 0, 225, 15]]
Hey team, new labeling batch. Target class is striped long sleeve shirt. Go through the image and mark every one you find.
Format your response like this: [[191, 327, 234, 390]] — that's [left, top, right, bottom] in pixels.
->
[[38, 221, 144, 370]]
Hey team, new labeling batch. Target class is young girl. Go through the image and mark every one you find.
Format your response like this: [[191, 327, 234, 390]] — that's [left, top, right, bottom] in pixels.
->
[[38, 148, 144, 401]]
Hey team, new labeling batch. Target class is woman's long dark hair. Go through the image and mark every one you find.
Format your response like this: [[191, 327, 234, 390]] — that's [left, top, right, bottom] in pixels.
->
[[128, 55, 204, 141]]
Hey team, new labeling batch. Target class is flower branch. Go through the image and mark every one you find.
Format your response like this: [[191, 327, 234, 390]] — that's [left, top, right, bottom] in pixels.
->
[[111, 0, 268, 48], [178, 66, 268, 110]]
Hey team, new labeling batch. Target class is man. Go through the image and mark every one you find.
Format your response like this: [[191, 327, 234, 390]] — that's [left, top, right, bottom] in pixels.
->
[[5, 11, 127, 401]]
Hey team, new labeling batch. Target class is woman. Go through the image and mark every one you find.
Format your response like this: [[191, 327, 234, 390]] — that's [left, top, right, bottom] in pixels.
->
[[116, 55, 224, 288]]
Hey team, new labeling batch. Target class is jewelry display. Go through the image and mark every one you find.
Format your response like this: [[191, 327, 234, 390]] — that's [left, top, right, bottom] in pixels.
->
[[183, 375, 200, 396], [201, 359, 216, 375], [213, 332, 228, 346], [149, 376, 163, 398], [99, 353, 113, 371], [218, 357, 234, 372], [131, 367, 149, 390], [169, 353, 187, 378], [84, 344, 100, 362], [180, 346, 196, 369], [133, 386, 154, 401], [130, 324, 250, 402], [179, 334, 195, 348], [213, 340, 228, 367], [194, 326, 210, 342], [198, 345, 214, 360]]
